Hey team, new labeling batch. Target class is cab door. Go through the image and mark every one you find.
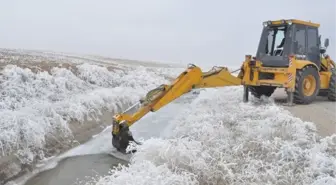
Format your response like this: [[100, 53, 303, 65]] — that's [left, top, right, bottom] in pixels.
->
[[306, 26, 320, 67]]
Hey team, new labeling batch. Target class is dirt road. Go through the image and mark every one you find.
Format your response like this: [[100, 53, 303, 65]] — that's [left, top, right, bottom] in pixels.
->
[[272, 88, 336, 137]]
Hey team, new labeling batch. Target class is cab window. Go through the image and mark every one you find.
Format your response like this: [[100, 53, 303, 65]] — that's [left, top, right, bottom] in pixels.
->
[[294, 25, 307, 55]]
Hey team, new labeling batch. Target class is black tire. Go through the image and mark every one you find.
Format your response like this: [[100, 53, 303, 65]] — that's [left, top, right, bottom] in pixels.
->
[[327, 69, 336, 101], [248, 86, 276, 98], [317, 90, 328, 96], [293, 66, 320, 104]]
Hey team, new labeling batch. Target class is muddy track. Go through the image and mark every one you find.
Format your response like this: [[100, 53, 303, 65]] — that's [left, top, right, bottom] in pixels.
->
[[272, 88, 336, 137]]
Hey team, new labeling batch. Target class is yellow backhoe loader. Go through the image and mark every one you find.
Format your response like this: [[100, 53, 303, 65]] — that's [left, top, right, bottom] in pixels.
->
[[111, 19, 336, 153]]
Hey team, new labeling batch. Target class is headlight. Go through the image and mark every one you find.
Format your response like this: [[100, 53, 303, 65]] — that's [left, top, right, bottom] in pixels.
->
[[263, 21, 268, 27]]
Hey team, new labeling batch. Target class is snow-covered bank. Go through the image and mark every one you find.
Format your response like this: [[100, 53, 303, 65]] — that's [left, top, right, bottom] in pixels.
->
[[87, 87, 336, 185], [0, 60, 183, 183], [0, 48, 181, 69]]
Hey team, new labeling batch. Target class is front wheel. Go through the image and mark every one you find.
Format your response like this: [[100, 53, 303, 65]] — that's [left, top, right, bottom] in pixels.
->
[[293, 66, 320, 104]]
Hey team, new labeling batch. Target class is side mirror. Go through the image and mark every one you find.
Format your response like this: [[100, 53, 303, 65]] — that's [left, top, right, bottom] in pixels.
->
[[324, 38, 329, 48]]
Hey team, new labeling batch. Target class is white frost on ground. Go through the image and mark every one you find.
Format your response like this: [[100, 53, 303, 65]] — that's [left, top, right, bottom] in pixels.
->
[[0, 62, 183, 163], [86, 87, 336, 185]]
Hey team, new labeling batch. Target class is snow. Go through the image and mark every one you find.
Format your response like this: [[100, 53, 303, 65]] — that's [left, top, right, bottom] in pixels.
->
[[84, 87, 336, 185], [0, 62, 183, 163]]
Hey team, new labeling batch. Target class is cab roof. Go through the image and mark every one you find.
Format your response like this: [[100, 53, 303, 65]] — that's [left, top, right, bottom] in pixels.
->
[[266, 19, 320, 27]]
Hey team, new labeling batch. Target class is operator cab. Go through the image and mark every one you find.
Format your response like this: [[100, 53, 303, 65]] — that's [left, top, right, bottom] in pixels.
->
[[256, 19, 323, 68]]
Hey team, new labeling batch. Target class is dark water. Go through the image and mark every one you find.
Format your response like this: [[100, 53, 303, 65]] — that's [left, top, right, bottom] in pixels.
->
[[24, 154, 128, 185]]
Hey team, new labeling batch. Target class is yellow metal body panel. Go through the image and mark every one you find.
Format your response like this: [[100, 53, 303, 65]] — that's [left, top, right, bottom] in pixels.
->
[[241, 56, 295, 89], [321, 56, 336, 71], [194, 67, 242, 88], [320, 71, 331, 89], [240, 56, 323, 91]]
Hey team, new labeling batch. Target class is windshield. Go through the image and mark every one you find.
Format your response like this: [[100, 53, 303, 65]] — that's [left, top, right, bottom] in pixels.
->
[[262, 26, 287, 57]]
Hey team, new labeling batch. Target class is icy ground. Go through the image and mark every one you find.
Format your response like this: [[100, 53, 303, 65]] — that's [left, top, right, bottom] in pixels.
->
[[0, 61, 183, 164], [82, 87, 336, 185]]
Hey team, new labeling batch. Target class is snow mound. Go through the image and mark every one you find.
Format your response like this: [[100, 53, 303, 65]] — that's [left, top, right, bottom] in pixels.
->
[[89, 87, 336, 185], [0, 63, 183, 162]]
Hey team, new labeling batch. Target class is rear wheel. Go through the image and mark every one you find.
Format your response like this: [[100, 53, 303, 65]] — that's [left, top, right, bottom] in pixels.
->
[[294, 66, 320, 104], [327, 69, 336, 101], [249, 86, 276, 98]]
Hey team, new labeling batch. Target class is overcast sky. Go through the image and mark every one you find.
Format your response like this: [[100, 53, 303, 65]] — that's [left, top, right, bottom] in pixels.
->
[[0, 0, 335, 66]]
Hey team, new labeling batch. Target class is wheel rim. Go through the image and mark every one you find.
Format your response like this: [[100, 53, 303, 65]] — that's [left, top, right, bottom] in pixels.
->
[[302, 75, 316, 96]]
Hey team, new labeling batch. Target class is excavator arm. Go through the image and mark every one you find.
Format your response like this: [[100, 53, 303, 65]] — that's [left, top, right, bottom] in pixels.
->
[[111, 64, 243, 153]]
